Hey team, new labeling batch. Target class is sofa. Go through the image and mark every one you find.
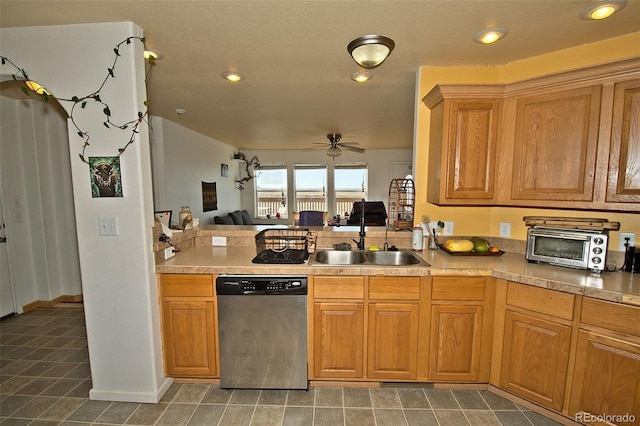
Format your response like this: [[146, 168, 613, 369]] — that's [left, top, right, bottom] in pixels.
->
[[214, 209, 253, 225]]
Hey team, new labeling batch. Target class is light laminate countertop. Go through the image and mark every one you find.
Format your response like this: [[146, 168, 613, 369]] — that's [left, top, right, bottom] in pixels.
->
[[156, 244, 640, 307]]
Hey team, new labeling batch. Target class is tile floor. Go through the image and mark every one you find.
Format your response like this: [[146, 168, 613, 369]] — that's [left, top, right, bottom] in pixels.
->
[[0, 305, 565, 425]]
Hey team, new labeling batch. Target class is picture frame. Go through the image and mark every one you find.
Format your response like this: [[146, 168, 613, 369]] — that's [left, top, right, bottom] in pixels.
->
[[221, 163, 229, 177], [154, 210, 172, 228], [202, 181, 218, 212], [89, 156, 123, 198]]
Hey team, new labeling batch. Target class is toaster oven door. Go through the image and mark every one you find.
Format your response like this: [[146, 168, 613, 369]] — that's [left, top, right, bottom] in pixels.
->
[[526, 229, 591, 269]]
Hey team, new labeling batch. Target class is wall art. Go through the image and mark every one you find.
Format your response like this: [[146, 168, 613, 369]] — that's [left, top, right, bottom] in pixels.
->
[[221, 163, 228, 177], [202, 181, 218, 212], [89, 156, 123, 198]]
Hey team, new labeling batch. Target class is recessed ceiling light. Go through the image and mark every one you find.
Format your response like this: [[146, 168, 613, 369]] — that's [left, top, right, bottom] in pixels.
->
[[351, 72, 373, 83], [222, 72, 245, 82], [143, 49, 164, 60], [473, 27, 509, 44], [579, 0, 627, 19]]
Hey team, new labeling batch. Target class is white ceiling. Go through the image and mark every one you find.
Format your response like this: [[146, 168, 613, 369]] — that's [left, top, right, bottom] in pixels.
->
[[1, 1, 639, 151]]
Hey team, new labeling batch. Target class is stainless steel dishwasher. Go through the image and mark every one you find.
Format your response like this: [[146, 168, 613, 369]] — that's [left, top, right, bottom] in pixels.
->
[[216, 275, 308, 390]]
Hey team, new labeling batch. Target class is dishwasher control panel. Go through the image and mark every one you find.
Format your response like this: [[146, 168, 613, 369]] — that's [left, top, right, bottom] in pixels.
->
[[216, 275, 307, 295]]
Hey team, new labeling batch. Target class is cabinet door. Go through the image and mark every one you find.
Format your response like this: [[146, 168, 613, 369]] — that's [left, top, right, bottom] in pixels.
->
[[500, 310, 571, 411], [162, 300, 217, 377], [511, 86, 601, 201], [313, 302, 364, 379], [569, 330, 640, 425], [428, 98, 500, 204], [367, 303, 419, 380], [607, 79, 640, 204], [429, 305, 483, 382]]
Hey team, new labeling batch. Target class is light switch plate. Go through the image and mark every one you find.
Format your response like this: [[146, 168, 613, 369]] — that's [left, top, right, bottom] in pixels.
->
[[98, 216, 118, 236]]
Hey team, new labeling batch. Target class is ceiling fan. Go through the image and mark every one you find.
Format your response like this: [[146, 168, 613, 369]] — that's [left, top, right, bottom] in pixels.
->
[[303, 133, 365, 158]]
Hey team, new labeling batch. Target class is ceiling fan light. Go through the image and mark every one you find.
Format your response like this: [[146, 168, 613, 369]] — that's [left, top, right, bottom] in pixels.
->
[[347, 35, 395, 68], [473, 28, 508, 44], [327, 147, 342, 158], [580, 1, 627, 19]]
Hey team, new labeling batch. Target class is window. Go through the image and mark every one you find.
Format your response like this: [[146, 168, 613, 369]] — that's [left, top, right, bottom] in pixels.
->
[[335, 163, 367, 216], [294, 164, 327, 212], [255, 163, 288, 219]]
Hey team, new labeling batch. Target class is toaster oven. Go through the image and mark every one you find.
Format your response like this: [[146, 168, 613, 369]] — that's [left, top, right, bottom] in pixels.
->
[[526, 227, 608, 273]]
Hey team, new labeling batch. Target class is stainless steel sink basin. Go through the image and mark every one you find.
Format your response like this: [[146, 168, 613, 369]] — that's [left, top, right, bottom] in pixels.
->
[[309, 249, 429, 267], [311, 250, 366, 265], [365, 250, 424, 266]]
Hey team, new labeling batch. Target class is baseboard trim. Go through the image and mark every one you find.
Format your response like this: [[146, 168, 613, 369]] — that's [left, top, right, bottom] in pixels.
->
[[89, 376, 174, 403], [22, 294, 83, 313]]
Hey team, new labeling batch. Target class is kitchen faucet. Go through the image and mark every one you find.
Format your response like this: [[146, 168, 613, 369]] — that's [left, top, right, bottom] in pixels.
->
[[352, 198, 366, 250]]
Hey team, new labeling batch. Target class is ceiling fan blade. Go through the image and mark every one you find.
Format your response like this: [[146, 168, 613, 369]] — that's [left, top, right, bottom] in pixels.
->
[[341, 145, 365, 153], [338, 141, 359, 146], [303, 146, 328, 151]]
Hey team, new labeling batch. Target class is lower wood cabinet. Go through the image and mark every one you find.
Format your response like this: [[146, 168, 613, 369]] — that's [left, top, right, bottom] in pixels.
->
[[313, 302, 364, 379], [569, 298, 640, 424], [160, 274, 218, 378], [428, 277, 490, 382], [497, 282, 574, 412], [500, 310, 571, 412], [367, 302, 419, 380], [430, 304, 484, 381]]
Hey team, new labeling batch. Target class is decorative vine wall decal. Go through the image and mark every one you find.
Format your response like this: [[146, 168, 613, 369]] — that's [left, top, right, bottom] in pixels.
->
[[1, 36, 152, 164]]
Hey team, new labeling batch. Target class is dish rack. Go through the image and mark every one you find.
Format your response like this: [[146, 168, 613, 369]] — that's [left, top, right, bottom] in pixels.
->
[[255, 228, 317, 254], [388, 178, 415, 230]]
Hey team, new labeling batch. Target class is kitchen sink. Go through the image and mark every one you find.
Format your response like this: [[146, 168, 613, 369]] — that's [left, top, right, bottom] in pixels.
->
[[311, 250, 366, 265], [309, 249, 429, 267], [365, 250, 425, 266]]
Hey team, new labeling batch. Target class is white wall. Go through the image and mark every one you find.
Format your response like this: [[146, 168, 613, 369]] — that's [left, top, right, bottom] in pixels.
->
[[1, 22, 170, 403], [0, 95, 82, 310], [240, 149, 412, 223], [150, 117, 241, 225]]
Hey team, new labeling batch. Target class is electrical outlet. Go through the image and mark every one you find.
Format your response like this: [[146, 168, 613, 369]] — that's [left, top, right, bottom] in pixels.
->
[[443, 221, 454, 236], [619, 232, 636, 251], [212, 236, 227, 246], [499, 222, 511, 238], [163, 247, 175, 260], [98, 216, 118, 236]]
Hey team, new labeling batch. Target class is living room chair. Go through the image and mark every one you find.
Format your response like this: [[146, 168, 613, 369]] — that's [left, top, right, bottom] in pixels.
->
[[292, 211, 327, 226]]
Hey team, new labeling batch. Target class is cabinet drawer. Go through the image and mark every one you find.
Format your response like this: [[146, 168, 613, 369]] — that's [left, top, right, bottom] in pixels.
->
[[432, 277, 485, 301], [369, 277, 420, 300], [161, 274, 214, 297], [506, 283, 574, 321], [313, 276, 365, 299], [581, 298, 640, 337]]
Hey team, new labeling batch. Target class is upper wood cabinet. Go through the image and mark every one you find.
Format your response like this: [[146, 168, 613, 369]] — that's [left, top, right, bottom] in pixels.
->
[[606, 79, 640, 203], [423, 58, 640, 211], [424, 91, 500, 204], [510, 86, 601, 202]]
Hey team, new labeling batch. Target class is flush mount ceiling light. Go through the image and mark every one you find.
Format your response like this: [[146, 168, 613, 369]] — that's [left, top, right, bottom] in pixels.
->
[[473, 27, 509, 44], [347, 35, 395, 68], [580, 0, 627, 19], [222, 72, 245, 82], [25, 80, 51, 96], [143, 49, 164, 60], [351, 71, 373, 83]]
